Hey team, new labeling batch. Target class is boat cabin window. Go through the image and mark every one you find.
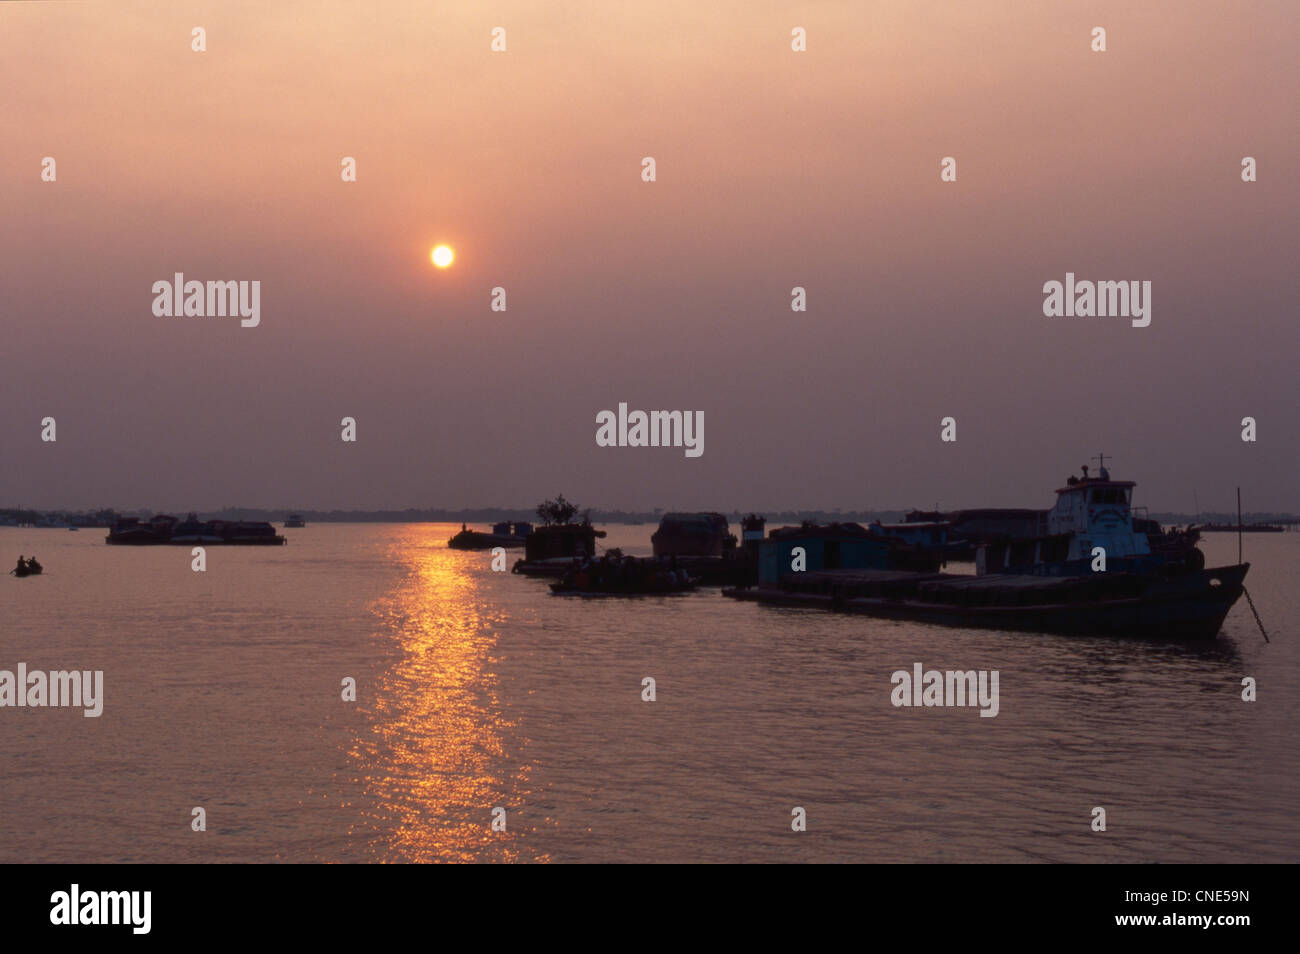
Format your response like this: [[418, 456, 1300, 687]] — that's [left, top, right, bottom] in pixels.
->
[[1089, 488, 1128, 505]]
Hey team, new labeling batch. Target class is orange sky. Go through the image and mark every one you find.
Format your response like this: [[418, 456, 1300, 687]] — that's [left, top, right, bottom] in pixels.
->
[[2, 1, 1298, 512]]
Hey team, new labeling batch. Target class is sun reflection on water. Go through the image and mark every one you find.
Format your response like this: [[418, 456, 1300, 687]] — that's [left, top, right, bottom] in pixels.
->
[[349, 526, 543, 862]]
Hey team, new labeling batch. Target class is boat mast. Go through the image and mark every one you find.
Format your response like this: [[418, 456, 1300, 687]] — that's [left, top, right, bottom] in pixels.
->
[[1237, 486, 1243, 565]]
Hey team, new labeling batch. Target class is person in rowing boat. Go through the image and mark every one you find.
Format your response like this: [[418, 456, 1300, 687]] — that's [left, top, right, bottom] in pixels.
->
[[15, 556, 26, 573], [27, 555, 41, 572]]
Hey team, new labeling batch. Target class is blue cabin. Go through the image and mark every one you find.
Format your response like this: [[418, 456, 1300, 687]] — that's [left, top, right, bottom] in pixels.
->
[[758, 523, 891, 584]]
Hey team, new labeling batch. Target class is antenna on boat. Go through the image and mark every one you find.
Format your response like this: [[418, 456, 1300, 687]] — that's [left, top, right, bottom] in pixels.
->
[[1237, 486, 1243, 565], [1091, 452, 1110, 479]]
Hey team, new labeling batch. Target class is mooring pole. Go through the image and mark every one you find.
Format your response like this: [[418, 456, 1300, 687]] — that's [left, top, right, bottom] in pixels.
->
[[1243, 586, 1270, 642]]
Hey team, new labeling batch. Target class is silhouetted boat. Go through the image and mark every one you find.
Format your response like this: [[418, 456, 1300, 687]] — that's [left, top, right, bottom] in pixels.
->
[[284, 514, 306, 528], [511, 522, 605, 575], [447, 521, 530, 550], [106, 513, 285, 545], [726, 463, 1250, 639], [651, 512, 736, 557], [646, 512, 760, 584], [1197, 523, 1284, 533], [550, 557, 696, 595]]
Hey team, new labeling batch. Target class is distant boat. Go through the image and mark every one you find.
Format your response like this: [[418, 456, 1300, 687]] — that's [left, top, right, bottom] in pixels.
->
[[106, 513, 286, 545], [12, 560, 43, 577], [284, 514, 306, 528], [651, 512, 736, 557], [67, 526, 79, 531], [647, 512, 760, 584], [1197, 523, 1284, 533], [447, 521, 530, 550]]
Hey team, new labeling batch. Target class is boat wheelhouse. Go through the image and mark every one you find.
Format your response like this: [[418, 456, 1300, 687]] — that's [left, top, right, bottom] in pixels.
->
[[976, 464, 1165, 575]]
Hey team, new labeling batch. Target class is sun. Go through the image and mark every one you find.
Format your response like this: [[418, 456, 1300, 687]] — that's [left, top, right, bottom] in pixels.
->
[[431, 245, 454, 268]]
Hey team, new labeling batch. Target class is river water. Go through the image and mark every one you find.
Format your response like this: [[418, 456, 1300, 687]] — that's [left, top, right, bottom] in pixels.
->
[[1, 524, 1294, 862]]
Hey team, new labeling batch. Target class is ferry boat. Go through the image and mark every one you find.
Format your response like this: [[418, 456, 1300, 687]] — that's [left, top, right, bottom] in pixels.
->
[[284, 514, 306, 528], [724, 463, 1249, 639]]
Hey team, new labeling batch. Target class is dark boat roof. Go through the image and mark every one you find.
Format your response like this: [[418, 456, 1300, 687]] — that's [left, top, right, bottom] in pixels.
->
[[1055, 477, 1136, 494], [532, 522, 607, 538], [768, 521, 875, 540], [657, 512, 729, 528]]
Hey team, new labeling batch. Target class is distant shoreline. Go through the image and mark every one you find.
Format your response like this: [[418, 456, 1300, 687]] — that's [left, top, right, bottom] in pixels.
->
[[4, 507, 1297, 527]]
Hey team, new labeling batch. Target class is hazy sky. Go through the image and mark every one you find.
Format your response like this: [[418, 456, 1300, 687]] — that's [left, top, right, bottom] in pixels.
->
[[3, 1, 1297, 514]]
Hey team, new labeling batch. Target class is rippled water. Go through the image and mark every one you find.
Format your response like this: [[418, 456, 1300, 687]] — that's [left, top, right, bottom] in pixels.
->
[[1, 524, 1295, 863]]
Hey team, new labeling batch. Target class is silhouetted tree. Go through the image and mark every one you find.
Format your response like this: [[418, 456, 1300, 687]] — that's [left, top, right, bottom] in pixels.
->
[[537, 494, 579, 525]]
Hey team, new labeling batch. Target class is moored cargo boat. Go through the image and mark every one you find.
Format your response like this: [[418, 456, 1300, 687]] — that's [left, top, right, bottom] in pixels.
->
[[724, 461, 1251, 639], [651, 512, 736, 557], [511, 521, 606, 576]]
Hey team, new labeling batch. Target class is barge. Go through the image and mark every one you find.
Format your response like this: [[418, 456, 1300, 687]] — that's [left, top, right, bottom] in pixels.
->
[[649, 512, 758, 585], [106, 513, 286, 545], [511, 522, 606, 576]]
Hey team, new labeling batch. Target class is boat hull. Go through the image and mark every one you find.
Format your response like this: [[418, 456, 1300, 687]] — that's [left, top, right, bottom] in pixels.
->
[[724, 564, 1248, 640], [550, 579, 697, 596], [447, 531, 526, 550], [106, 535, 285, 545]]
